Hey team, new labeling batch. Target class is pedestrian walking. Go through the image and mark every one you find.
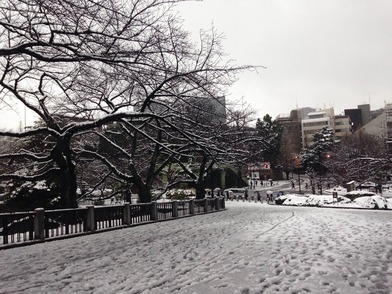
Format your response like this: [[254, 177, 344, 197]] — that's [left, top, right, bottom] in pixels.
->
[[123, 184, 131, 203], [266, 190, 272, 204], [256, 191, 261, 203], [332, 189, 338, 203]]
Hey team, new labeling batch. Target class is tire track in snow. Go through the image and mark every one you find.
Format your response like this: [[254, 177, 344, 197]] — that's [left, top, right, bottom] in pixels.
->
[[252, 210, 295, 239]]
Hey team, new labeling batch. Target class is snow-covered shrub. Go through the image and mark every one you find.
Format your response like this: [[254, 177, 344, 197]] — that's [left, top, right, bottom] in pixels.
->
[[166, 189, 195, 200], [2, 179, 63, 212], [354, 196, 388, 209]]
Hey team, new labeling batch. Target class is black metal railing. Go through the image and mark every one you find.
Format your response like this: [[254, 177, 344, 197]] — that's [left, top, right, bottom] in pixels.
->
[[95, 205, 124, 230], [157, 202, 173, 220], [194, 199, 205, 213], [0, 197, 225, 248], [130, 203, 152, 224], [0, 212, 35, 245], [177, 201, 190, 217], [45, 208, 87, 238]]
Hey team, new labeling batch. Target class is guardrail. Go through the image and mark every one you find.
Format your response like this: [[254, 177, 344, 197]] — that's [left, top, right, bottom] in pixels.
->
[[0, 197, 225, 249]]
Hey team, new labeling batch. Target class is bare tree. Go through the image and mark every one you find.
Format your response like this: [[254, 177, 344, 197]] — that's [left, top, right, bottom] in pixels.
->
[[127, 100, 263, 200], [0, 0, 252, 206], [326, 131, 390, 186], [277, 139, 298, 180]]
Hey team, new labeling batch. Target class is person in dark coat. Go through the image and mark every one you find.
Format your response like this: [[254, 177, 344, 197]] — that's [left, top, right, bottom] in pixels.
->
[[256, 191, 262, 203], [124, 185, 132, 203]]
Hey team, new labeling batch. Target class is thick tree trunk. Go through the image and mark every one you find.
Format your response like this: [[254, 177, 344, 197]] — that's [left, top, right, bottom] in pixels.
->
[[195, 179, 206, 199], [195, 155, 208, 199], [129, 169, 152, 203], [59, 165, 78, 208], [137, 185, 152, 203], [52, 137, 78, 208]]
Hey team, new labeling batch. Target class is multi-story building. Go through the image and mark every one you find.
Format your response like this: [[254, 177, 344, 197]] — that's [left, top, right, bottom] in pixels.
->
[[276, 109, 302, 154], [344, 104, 372, 132], [297, 107, 316, 121], [277, 103, 387, 152], [358, 104, 371, 126], [134, 96, 227, 126], [358, 103, 392, 140], [334, 115, 352, 140], [248, 162, 272, 181], [386, 104, 392, 141], [301, 109, 334, 148], [344, 108, 363, 132]]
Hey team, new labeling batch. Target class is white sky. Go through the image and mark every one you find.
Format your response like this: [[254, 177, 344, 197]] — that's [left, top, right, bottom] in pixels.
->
[[1, 200, 392, 293], [176, 0, 392, 118], [1, 0, 391, 130]]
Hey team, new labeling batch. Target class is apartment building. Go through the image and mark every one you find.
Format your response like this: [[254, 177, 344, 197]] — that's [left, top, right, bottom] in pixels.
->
[[334, 115, 352, 140], [301, 109, 334, 148], [276, 109, 302, 154], [276, 104, 386, 150]]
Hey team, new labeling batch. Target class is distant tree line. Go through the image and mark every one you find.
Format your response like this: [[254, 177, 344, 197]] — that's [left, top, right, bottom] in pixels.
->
[[300, 127, 390, 191]]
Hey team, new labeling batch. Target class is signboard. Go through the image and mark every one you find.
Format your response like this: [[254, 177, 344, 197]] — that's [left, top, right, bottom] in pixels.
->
[[248, 162, 270, 171]]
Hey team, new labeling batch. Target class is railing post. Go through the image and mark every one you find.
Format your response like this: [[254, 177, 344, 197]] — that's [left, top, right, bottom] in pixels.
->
[[34, 208, 45, 241], [203, 198, 208, 213], [2, 216, 8, 244], [172, 201, 178, 218], [86, 205, 95, 231], [215, 197, 220, 210], [150, 201, 158, 221], [123, 202, 131, 226], [189, 199, 195, 215]]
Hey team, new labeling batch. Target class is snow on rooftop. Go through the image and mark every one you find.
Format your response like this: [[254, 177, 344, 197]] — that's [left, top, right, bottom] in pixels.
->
[[307, 111, 327, 116], [302, 116, 331, 123], [276, 113, 290, 119]]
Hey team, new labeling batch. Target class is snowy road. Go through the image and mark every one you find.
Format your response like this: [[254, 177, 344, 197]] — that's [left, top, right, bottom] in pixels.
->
[[1, 202, 392, 294]]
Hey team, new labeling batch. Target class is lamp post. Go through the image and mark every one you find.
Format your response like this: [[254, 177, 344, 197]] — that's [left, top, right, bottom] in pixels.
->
[[298, 172, 301, 194]]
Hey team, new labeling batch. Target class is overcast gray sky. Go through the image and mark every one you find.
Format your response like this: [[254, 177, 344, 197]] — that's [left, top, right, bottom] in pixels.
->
[[177, 0, 392, 118], [1, 0, 391, 130]]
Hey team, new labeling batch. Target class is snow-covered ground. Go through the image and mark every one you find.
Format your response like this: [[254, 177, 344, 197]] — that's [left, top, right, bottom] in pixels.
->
[[275, 193, 392, 210], [1, 201, 392, 293]]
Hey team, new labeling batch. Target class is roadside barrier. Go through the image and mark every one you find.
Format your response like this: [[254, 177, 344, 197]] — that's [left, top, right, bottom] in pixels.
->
[[0, 197, 225, 249]]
